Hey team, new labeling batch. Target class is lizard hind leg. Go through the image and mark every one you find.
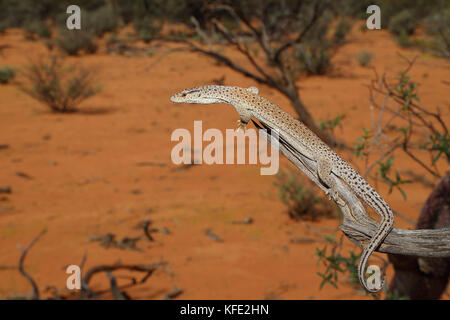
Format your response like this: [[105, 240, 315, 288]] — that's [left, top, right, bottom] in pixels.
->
[[317, 158, 345, 206]]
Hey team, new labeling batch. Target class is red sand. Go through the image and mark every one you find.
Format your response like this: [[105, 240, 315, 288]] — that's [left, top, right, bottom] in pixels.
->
[[0, 25, 448, 299]]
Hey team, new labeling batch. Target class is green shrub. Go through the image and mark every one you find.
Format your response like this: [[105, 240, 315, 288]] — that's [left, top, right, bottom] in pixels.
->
[[23, 20, 51, 40], [134, 16, 163, 43], [0, 66, 15, 84], [423, 9, 450, 58], [0, 21, 7, 34], [56, 29, 98, 55], [291, 9, 349, 76], [275, 170, 336, 221], [18, 55, 101, 112], [333, 19, 352, 45], [116, 0, 136, 24], [85, 5, 119, 37], [297, 44, 331, 76], [356, 51, 374, 67], [388, 10, 417, 37]]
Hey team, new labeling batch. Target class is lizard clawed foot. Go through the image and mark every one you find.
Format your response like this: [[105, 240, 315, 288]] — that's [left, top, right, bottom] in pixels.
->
[[236, 119, 247, 132], [325, 188, 346, 207]]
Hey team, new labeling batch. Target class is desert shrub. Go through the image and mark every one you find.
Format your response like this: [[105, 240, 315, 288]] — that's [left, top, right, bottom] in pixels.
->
[[388, 9, 417, 37], [423, 9, 450, 58], [134, 16, 164, 43], [85, 5, 119, 37], [275, 170, 337, 221], [292, 10, 351, 76], [23, 20, 51, 40], [333, 19, 352, 45], [0, 21, 6, 33], [56, 29, 98, 55], [356, 50, 373, 67], [0, 66, 15, 84], [297, 45, 331, 75], [116, 0, 136, 24], [18, 55, 101, 112], [316, 234, 361, 289]]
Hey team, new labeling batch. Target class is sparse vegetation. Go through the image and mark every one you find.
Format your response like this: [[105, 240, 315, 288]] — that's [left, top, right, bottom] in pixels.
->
[[356, 50, 374, 67], [355, 58, 448, 185], [56, 29, 98, 55], [316, 234, 361, 290], [320, 114, 345, 137], [18, 55, 101, 112], [323, 57, 449, 299], [275, 169, 337, 221], [85, 4, 119, 37], [134, 16, 164, 43], [388, 9, 417, 39], [0, 66, 15, 84], [23, 20, 51, 40]]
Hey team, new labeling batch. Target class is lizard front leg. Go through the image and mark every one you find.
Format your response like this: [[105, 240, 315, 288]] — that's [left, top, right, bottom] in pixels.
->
[[235, 106, 251, 132], [317, 158, 345, 206]]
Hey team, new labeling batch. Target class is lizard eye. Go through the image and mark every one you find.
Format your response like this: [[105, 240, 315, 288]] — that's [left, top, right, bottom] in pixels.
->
[[181, 93, 187, 97]]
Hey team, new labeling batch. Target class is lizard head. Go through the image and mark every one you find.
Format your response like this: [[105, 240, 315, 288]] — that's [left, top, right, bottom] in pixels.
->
[[170, 86, 228, 104]]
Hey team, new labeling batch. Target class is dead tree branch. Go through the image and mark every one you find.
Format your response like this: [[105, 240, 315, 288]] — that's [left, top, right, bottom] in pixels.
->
[[18, 229, 47, 299], [253, 120, 450, 258], [388, 172, 449, 299]]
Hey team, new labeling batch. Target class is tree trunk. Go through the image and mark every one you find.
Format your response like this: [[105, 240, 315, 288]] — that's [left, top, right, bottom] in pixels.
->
[[286, 89, 335, 146], [388, 171, 450, 300]]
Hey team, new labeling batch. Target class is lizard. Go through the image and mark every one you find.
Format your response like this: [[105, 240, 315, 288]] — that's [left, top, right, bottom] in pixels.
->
[[170, 85, 394, 292]]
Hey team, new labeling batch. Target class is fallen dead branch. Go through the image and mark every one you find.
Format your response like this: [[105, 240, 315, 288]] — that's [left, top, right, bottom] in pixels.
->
[[0, 230, 169, 300]]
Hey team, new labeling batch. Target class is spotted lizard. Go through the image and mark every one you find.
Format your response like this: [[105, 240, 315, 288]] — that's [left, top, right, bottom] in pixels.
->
[[170, 85, 394, 292]]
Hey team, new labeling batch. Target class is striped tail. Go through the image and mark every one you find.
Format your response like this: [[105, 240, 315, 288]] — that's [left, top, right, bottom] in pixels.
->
[[343, 164, 394, 292]]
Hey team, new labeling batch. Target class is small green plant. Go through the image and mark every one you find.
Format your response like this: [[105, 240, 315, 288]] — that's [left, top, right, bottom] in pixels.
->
[[0, 66, 15, 84], [56, 29, 98, 55], [356, 51, 374, 67], [18, 55, 101, 113], [377, 157, 412, 200], [393, 72, 419, 110], [353, 127, 372, 158], [421, 132, 450, 164], [320, 114, 345, 136], [275, 169, 336, 221], [316, 234, 361, 289]]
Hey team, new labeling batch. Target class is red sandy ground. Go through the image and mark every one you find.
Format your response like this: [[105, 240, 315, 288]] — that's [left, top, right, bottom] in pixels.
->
[[0, 24, 449, 299]]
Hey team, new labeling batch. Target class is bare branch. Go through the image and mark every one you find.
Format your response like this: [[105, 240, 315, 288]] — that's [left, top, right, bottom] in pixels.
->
[[273, 0, 323, 63], [253, 120, 450, 258], [18, 229, 47, 300]]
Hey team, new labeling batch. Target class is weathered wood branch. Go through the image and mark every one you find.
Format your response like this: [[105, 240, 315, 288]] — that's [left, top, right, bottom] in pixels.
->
[[253, 120, 450, 258], [388, 171, 449, 299]]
